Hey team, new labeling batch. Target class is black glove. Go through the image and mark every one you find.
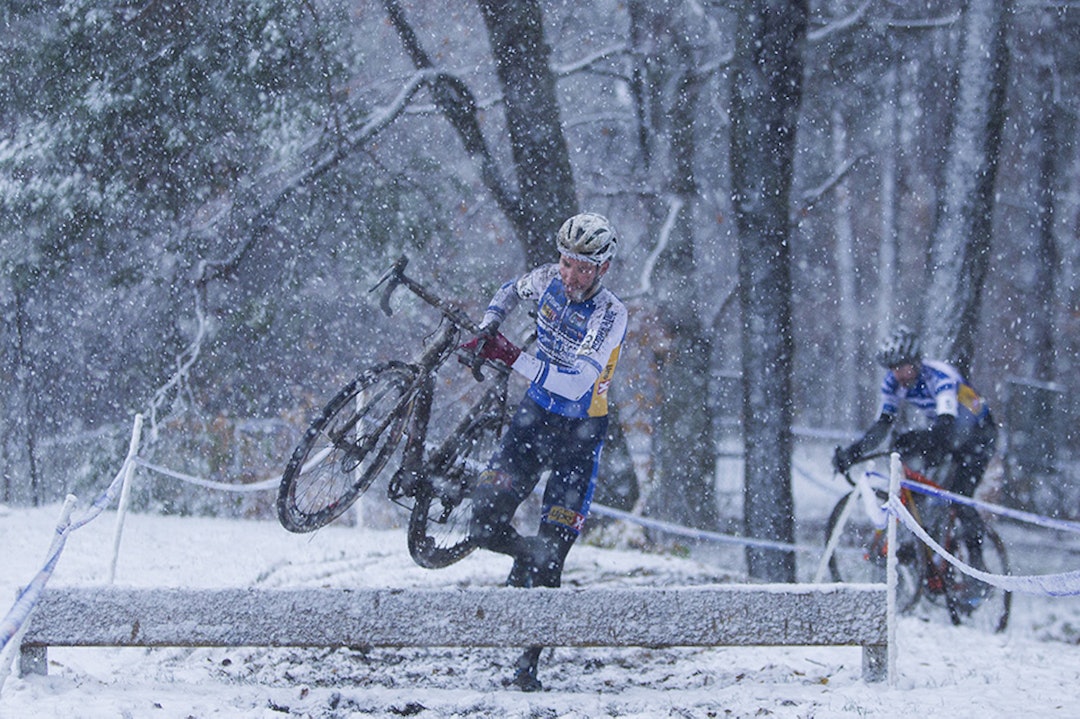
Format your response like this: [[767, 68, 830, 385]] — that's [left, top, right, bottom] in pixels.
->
[[832, 445, 860, 474], [891, 429, 936, 460]]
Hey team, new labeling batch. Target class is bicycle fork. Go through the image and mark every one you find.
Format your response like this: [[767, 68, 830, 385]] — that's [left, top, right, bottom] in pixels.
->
[[388, 373, 435, 502]]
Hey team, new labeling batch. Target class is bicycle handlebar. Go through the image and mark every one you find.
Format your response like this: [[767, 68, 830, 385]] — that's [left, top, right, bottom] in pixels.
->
[[852, 451, 894, 464], [837, 450, 939, 490], [370, 255, 494, 381], [370, 255, 483, 335]]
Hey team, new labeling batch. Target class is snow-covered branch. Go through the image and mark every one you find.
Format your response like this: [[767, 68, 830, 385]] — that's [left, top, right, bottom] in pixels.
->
[[808, 0, 873, 42], [552, 43, 630, 78], [792, 152, 866, 224], [144, 281, 208, 441], [626, 197, 683, 301]]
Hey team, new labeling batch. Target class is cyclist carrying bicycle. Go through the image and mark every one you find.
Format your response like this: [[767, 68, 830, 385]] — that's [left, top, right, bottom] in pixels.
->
[[832, 325, 998, 570], [460, 212, 627, 692]]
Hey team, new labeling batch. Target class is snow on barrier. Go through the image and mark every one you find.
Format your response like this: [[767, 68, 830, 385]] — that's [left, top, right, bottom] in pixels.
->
[[17, 583, 890, 682]]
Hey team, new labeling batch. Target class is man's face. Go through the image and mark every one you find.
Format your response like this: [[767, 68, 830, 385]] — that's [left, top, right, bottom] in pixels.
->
[[891, 362, 919, 388], [559, 254, 608, 302]]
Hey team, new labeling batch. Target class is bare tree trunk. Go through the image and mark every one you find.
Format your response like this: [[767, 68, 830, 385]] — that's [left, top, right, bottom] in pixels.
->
[[876, 62, 899, 348], [651, 199, 719, 531], [730, 0, 807, 582], [831, 109, 858, 428], [626, 0, 719, 531], [383, 0, 578, 266], [1030, 63, 1060, 382], [475, 0, 578, 267], [923, 0, 1012, 374], [12, 281, 41, 505]]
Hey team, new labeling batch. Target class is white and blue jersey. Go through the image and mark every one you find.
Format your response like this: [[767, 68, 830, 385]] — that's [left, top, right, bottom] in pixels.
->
[[482, 264, 627, 419], [879, 359, 991, 431]]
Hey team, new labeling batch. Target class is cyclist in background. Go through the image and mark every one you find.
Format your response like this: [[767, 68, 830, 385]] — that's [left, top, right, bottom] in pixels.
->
[[832, 325, 998, 569], [460, 212, 627, 692]]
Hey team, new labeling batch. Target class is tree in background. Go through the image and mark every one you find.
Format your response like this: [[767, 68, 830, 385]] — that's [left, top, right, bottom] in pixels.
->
[[924, 0, 1012, 375], [730, 0, 807, 581], [622, 0, 722, 532], [2, 0, 1079, 529], [0, 0, 351, 502]]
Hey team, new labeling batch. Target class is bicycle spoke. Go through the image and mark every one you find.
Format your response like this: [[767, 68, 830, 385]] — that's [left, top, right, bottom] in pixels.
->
[[277, 363, 417, 533], [296, 445, 334, 476], [408, 408, 504, 569]]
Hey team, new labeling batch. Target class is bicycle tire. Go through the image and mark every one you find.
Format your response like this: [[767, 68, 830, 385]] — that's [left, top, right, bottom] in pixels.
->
[[407, 411, 505, 569], [936, 513, 1011, 633], [823, 492, 923, 613], [277, 362, 419, 533]]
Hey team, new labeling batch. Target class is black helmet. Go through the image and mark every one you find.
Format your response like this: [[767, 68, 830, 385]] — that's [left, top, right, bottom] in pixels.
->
[[876, 325, 922, 368]]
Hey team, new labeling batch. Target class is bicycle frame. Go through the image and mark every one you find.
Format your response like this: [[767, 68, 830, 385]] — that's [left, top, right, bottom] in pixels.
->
[[277, 255, 522, 571], [369, 257, 513, 506], [397, 370, 510, 515], [822, 451, 1010, 631]]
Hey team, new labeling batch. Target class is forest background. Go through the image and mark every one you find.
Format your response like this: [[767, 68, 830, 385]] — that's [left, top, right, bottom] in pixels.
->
[[1, 0, 1077, 581]]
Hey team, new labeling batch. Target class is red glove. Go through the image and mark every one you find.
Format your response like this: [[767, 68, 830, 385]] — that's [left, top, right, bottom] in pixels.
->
[[478, 331, 521, 366], [460, 330, 520, 366]]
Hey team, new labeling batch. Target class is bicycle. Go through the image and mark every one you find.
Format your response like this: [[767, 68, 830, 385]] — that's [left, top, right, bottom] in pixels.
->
[[822, 452, 1011, 633], [276, 256, 518, 569]]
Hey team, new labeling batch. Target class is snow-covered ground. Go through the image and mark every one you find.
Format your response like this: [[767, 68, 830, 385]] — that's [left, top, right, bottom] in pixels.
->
[[2, 477, 1079, 718]]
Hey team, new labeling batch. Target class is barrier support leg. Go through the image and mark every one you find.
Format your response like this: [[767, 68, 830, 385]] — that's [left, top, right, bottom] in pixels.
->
[[18, 645, 47, 677], [862, 643, 886, 682]]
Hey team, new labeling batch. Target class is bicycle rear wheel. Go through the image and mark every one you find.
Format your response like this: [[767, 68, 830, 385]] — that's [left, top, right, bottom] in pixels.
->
[[823, 492, 923, 613], [937, 514, 1011, 633], [407, 411, 505, 569], [277, 362, 418, 533]]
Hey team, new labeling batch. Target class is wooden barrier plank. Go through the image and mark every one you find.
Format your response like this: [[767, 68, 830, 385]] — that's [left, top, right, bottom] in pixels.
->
[[20, 584, 888, 682]]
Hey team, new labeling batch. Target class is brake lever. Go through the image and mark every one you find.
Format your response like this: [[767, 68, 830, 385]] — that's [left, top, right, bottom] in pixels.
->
[[470, 338, 487, 382]]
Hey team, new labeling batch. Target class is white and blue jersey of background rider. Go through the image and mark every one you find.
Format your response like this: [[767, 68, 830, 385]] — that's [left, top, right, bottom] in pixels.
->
[[879, 359, 990, 430], [482, 264, 626, 419]]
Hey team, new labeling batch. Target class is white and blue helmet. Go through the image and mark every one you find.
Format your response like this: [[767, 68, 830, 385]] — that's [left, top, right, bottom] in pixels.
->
[[877, 325, 922, 368], [556, 213, 618, 265]]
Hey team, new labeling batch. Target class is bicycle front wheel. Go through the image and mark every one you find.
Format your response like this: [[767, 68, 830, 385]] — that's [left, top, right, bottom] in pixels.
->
[[823, 492, 923, 613], [407, 412, 504, 569], [277, 362, 418, 533]]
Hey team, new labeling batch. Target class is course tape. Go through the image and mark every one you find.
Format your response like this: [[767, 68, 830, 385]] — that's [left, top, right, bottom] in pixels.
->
[[0, 461, 128, 665], [863, 470, 1080, 535], [589, 503, 820, 555], [135, 455, 823, 555], [888, 495, 1080, 597], [133, 457, 278, 492], [130, 457, 1080, 555]]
